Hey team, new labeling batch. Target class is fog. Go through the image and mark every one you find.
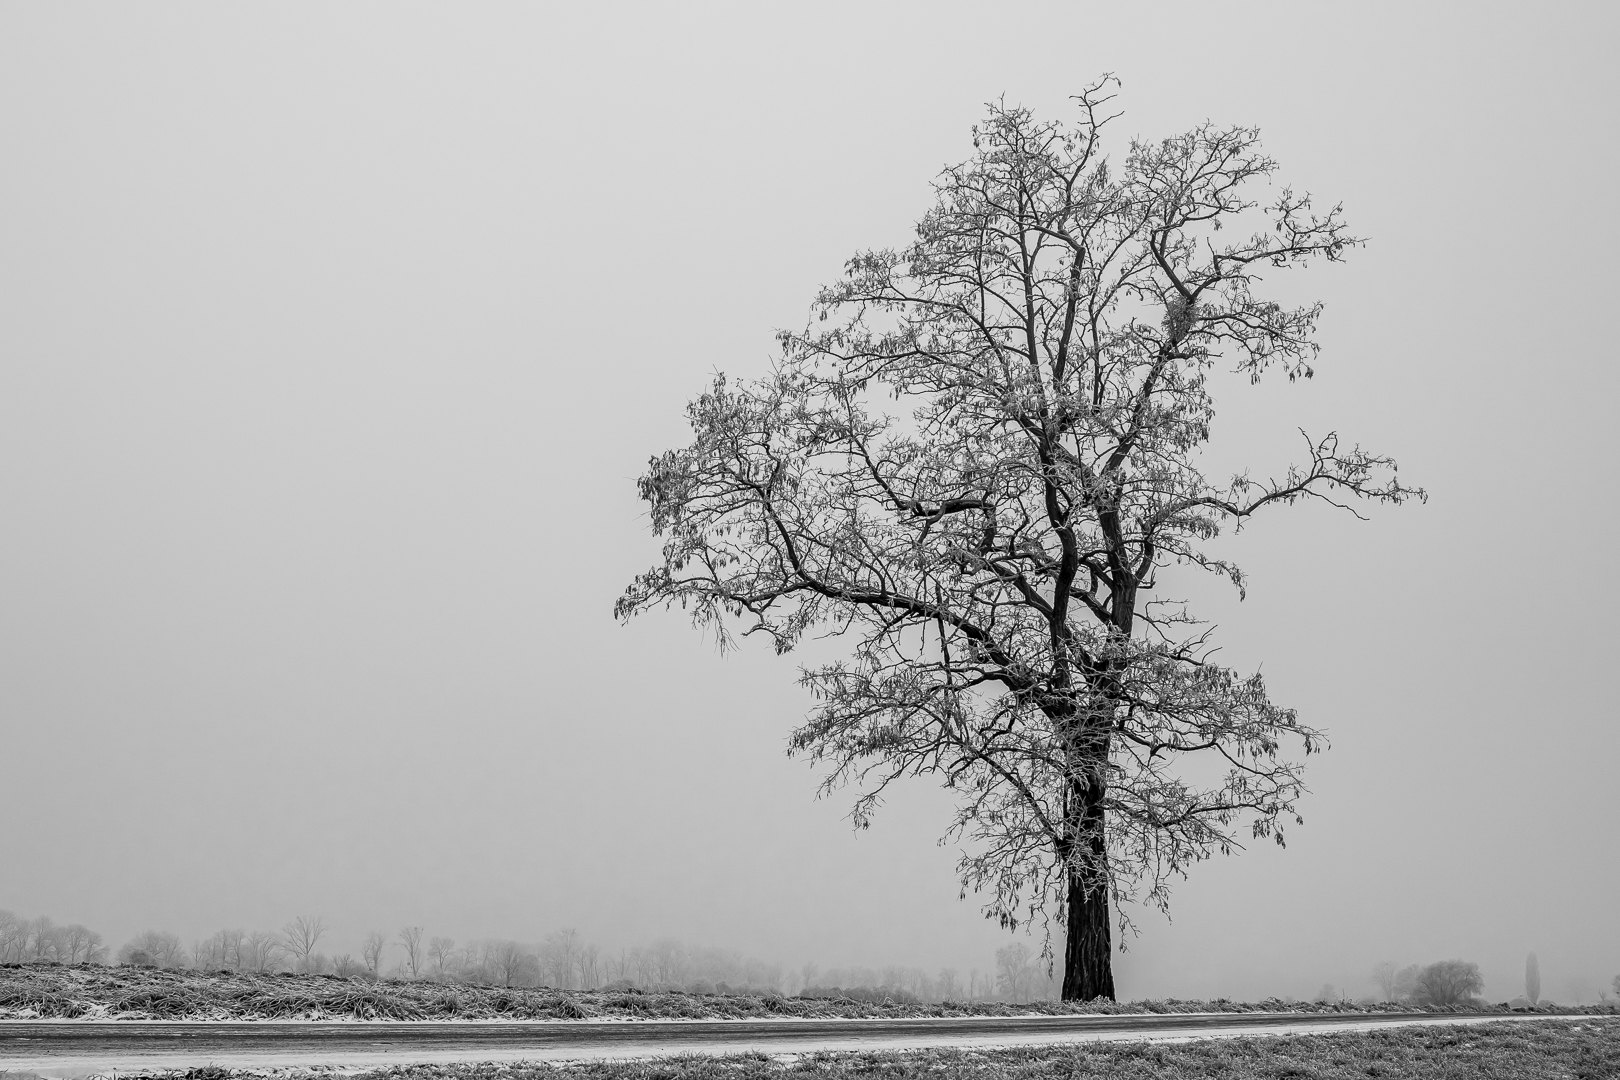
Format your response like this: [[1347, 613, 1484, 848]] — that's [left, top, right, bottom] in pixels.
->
[[2, 2, 1616, 1005]]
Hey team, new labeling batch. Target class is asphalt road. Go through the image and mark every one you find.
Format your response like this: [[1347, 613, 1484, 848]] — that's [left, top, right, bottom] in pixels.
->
[[0, 1012, 1575, 1077]]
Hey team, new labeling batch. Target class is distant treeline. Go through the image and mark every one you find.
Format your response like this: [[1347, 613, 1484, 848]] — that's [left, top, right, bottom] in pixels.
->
[[0, 908, 1058, 1003], [0, 910, 106, 965]]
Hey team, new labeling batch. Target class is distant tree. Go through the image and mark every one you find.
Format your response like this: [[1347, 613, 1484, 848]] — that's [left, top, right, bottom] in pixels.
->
[[428, 936, 456, 977], [1393, 964, 1422, 1002], [281, 915, 327, 974], [1315, 983, 1346, 1004], [542, 930, 583, 988], [333, 953, 367, 978], [217, 929, 245, 971], [243, 931, 281, 973], [1371, 961, 1399, 1001], [192, 935, 224, 970], [1525, 951, 1540, 1005], [605, 948, 626, 985], [1412, 960, 1484, 1006], [995, 943, 1038, 1003], [938, 967, 961, 1001], [460, 943, 491, 982], [753, 958, 785, 993], [85, 926, 108, 965], [61, 924, 105, 965], [0, 911, 21, 963], [118, 930, 186, 969], [581, 943, 602, 989], [490, 940, 538, 988], [397, 926, 424, 979], [623, 946, 648, 986], [362, 931, 387, 977], [193, 928, 247, 971], [648, 937, 686, 987], [25, 917, 60, 961]]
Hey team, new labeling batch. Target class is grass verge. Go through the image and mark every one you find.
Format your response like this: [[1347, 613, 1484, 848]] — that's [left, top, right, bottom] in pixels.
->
[[95, 1018, 1620, 1080], [3, 964, 1601, 1022]]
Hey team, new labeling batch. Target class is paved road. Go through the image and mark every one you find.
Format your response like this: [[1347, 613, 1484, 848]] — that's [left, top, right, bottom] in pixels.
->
[[0, 1012, 1582, 1077]]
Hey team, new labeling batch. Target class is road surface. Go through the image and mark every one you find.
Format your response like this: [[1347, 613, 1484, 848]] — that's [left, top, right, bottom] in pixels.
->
[[0, 1012, 1585, 1077]]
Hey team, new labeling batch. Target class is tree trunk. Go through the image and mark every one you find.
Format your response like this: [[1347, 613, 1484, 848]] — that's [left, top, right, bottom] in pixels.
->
[[1060, 855, 1115, 999], [1060, 784, 1115, 1000]]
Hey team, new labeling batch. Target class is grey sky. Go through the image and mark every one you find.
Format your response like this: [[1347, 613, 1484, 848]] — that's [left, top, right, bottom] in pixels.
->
[[2, 1, 1616, 1003]]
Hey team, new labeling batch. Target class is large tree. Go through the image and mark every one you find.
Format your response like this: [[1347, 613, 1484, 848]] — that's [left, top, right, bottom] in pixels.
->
[[617, 78, 1421, 1000]]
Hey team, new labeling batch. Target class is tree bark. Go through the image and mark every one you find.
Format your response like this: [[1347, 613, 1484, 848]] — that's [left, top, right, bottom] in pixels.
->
[[1060, 794, 1115, 1001]]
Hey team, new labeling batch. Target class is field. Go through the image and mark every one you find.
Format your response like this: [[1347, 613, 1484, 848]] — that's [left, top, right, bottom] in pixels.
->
[[0, 963, 1578, 1022], [90, 1019, 1620, 1080]]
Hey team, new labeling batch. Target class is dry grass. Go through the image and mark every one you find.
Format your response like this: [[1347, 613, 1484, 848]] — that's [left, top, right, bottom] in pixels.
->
[[1, 963, 1583, 1023], [89, 1018, 1620, 1080]]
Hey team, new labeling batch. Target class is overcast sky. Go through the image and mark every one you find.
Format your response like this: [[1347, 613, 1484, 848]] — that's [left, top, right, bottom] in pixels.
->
[[2, 1, 1617, 1003]]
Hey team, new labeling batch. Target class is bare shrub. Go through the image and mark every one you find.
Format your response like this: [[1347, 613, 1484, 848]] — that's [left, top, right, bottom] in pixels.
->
[[1411, 960, 1484, 1006]]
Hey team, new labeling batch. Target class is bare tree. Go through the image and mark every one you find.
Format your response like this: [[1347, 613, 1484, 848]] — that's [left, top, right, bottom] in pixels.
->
[[490, 940, 536, 988], [333, 953, 367, 978], [1412, 960, 1484, 1006], [0, 911, 21, 963], [118, 930, 187, 969], [618, 79, 1421, 1000], [647, 938, 685, 988], [995, 943, 1038, 1003], [461, 943, 488, 982], [25, 917, 60, 961], [243, 930, 281, 973], [1372, 960, 1399, 1001], [541, 929, 582, 988], [193, 929, 248, 971], [61, 924, 104, 965], [580, 943, 601, 989], [1394, 964, 1422, 1002], [361, 931, 387, 977], [1315, 982, 1347, 1004], [398, 926, 424, 979], [281, 915, 327, 974], [192, 935, 224, 971], [1525, 951, 1541, 1005], [629, 946, 654, 987], [428, 936, 456, 977], [216, 928, 245, 971], [937, 967, 961, 1001]]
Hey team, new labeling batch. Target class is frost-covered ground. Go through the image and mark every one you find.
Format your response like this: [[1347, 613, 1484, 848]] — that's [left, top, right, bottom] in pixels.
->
[[4, 963, 1603, 1023], [11, 1018, 1617, 1080]]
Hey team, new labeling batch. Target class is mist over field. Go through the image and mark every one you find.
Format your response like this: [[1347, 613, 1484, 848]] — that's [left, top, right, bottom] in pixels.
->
[[2, 2, 1617, 1007]]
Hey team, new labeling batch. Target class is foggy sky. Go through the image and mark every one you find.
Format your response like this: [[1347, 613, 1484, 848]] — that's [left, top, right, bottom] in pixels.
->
[[2, 1, 1617, 1004]]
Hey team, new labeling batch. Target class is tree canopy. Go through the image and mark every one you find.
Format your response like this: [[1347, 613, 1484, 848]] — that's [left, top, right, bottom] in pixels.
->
[[618, 77, 1422, 999]]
